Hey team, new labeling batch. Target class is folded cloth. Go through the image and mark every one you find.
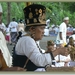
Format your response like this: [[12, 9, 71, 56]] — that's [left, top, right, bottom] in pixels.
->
[[34, 68, 45, 71]]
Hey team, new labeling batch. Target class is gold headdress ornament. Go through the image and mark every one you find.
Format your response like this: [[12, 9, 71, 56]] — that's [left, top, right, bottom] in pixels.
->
[[23, 4, 46, 26]]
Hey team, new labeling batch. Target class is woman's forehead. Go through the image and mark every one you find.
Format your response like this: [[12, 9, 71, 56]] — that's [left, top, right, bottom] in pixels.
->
[[37, 25, 45, 27], [33, 25, 45, 29]]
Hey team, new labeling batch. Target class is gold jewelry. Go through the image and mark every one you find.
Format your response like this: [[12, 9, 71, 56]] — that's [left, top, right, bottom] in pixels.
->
[[31, 33, 35, 39]]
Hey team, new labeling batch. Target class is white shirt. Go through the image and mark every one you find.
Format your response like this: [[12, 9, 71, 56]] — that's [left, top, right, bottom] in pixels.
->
[[8, 21, 18, 32], [0, 31, 12, 67], [0, 23, 6, 31], [53, 27, 59, 34], [56, 22, 67, 44], [6, 27, 10, 35], [69, 34, 75, 40], [55, 54, 71, 67], [15, 36, 52, 67], [67, 34, 75, 44], [18, 23, 24, 32], [46, 19, 50, 28], [44, 28, 49, 36]]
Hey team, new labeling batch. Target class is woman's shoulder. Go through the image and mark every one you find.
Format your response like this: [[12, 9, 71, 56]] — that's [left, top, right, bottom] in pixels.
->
[[20, 36, 35, 42], [17, 36, 36, 47]]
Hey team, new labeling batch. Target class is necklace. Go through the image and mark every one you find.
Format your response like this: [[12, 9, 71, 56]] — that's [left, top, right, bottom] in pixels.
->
[[24, 33, 42, 53]]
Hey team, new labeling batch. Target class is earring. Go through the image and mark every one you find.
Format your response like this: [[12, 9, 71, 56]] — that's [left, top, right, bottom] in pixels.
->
[[32, 33, 35, 39]]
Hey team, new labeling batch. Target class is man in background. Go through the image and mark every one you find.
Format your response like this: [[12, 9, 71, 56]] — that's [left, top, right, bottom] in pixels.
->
[[56, 17, 69, 47], [8, 18, 18, 44]]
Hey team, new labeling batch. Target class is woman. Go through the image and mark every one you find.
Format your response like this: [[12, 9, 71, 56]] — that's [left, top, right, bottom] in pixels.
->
[[12, 4, 68, 71]]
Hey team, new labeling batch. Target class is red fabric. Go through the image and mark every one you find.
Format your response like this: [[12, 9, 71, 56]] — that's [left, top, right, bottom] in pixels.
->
[[5, 35, 10, 41]]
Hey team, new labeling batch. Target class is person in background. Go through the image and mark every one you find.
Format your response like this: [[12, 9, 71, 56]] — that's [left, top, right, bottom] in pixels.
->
[[47, 40, 71, 67], [53, 25, 59, 36], [8, 18, 18, 44], [17, 19, 25, 41], [67, 28, 75, 45], [0, 19, 6, 35], [56, 17, 69, 47], [0, 4, 6, 35], [0, 30, 12, 67], [46, 18, 50, 29], [0, 3, 25, 71], [18, 19, 25, 32], [5, 25, 11, 44], [49, 24, 56, 36], [44, 27, 49, 36], [44, 18, 50, 36]]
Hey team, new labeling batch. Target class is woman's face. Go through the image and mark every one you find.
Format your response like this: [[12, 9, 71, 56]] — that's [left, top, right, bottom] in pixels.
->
[[32, 25, 45, 41]]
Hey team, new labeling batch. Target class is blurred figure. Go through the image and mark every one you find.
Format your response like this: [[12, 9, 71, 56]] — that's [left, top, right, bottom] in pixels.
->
[[67, 24, 73, 38], [44, 28, 49, 36], [8, 18, 18, 44], [0, 31, 12, 67], [5, 25, 11, 44], [0, 19, 6, 35], [17, 19, 25, 41], [0, 3, 12, 67], [49, 24, 56, 36], [53, 25, 59, 36], [56, 17, 69, 47], [46, 18, 50, 28], [67, 28, 75, 45], [44, 19, 50, 36], [0, 4, 6, 35], [18, 19, 25, 32], [0, 3, 25, 71], [47, 40, 71, 67]]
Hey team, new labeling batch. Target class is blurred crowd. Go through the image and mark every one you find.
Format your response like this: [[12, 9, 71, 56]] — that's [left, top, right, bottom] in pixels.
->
[[44, 19, 74, 37]]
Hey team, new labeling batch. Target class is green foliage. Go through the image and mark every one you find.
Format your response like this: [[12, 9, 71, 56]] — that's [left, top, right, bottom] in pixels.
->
[[11, 2, 25, 21], [1, 2, 7, 24], [0, 2, 25, 24], [0, 2, 75, 27]]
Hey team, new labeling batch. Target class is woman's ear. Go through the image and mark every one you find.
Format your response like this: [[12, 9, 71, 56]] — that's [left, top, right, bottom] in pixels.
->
[[29, 26, 36, 35], [30, 26, 35, 32]]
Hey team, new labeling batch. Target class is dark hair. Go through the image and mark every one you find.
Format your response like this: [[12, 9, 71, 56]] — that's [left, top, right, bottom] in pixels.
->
[[25, 26, 38, 32], [73, 31, 75, 34], [19, 19, 23, 23], [25, 26, 31, 32], [25, 25, 46, 32], [12, 18, 16, 21]]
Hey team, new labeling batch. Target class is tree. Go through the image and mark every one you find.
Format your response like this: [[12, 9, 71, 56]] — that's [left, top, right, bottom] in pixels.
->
[[1, 2, 75, 27], [7, 2, 11, 25]]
